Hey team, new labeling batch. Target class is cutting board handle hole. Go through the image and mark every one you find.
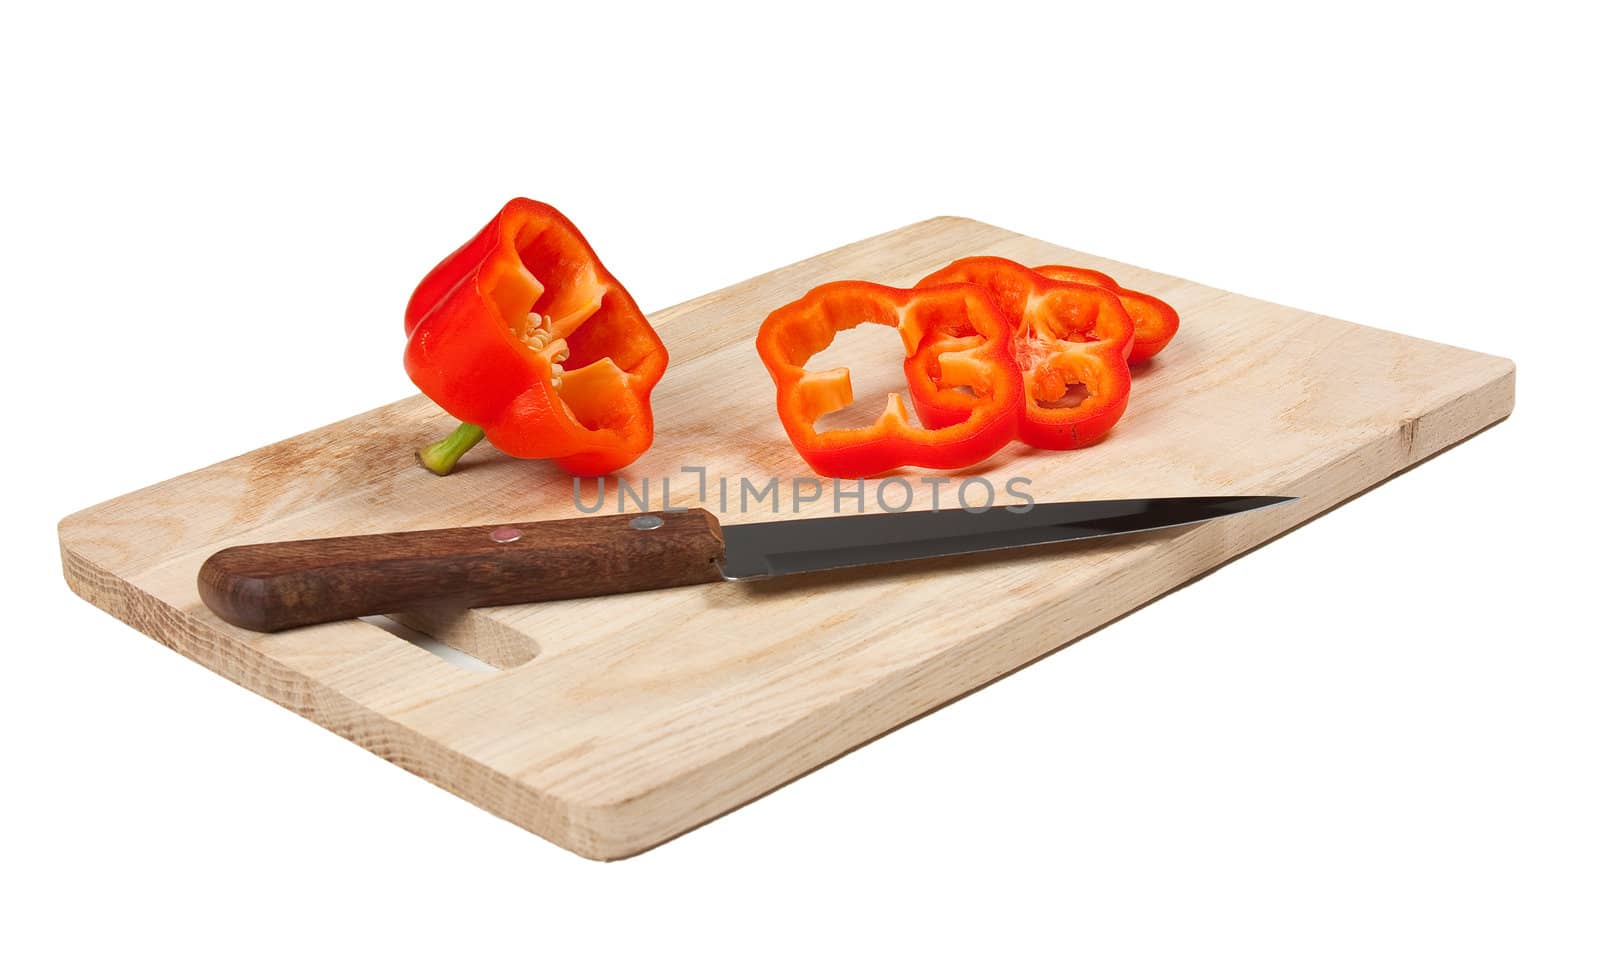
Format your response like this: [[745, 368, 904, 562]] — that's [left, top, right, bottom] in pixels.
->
[[359, 615, 500, 673]]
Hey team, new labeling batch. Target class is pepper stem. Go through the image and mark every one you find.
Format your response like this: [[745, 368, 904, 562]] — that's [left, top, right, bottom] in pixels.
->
[[417, 422, 485, 476]]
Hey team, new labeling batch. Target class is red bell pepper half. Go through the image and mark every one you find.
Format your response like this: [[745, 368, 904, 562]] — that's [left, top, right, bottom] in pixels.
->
[[404, 198, 668, 477]]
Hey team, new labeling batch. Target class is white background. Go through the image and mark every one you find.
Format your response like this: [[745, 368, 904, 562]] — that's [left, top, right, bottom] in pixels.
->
[[4, 2, 1596, 977]]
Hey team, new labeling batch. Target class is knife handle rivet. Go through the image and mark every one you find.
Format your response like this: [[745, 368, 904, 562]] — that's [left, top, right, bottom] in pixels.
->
[[630, 515, 664, 531], [488, 526, 522, 543]]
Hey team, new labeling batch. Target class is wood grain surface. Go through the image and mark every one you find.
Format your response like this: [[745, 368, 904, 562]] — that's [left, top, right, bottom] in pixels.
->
[[58, 217, 1515, 859]]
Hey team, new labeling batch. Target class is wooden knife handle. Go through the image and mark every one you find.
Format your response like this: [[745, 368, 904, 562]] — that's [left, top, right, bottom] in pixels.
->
[[197, 509, 726, 632]]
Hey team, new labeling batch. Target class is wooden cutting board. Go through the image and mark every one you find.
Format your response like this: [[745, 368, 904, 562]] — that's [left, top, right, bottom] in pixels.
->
[[58, 217, 1514, 859]]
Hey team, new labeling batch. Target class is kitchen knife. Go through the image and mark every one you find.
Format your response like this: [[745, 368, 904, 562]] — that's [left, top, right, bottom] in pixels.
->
[[198, 495, 1293, 632]]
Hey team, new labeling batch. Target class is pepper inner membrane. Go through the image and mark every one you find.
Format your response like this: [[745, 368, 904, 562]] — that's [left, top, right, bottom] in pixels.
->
[[1015, 292, 1115, 409], [1035, 381, 1091, 409], [487, 224, 646, 432]]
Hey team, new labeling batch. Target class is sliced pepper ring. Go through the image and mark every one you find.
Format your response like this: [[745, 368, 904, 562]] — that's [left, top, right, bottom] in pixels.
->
[[756, 280, 1022, 478], [1033, 264, 1180, 363], [915, 256, 1135, 450], [403, 198, 668, 477]]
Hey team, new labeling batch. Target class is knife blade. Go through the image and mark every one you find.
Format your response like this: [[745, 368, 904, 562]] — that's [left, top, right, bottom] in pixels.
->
[[717, 495, 1292, 579], [198, 495, 1294, 632]]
